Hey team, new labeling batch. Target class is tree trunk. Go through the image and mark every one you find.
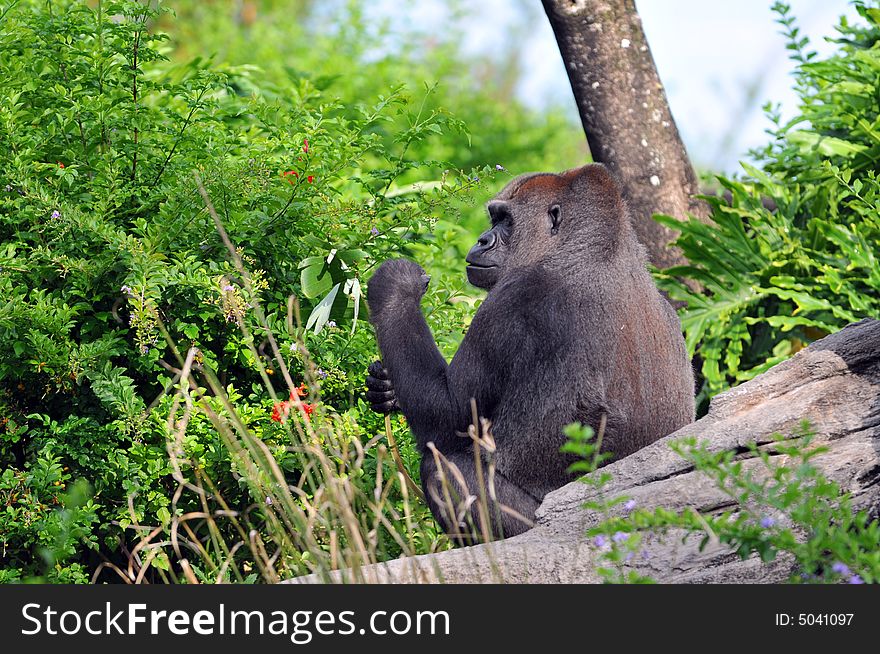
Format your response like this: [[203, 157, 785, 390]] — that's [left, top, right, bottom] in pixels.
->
[[289, 319, 880, 583], [541, 0, 708, 269]]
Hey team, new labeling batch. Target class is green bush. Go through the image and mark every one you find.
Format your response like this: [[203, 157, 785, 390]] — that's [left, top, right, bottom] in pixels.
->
[[656, 1, 880, 401], [0, 0, 582, 581]]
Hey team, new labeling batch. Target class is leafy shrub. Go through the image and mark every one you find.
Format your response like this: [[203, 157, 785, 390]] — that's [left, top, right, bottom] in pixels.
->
[[0, 0, 582, 581], [0, 457, 98, 583], [655, 1, 880, 401]]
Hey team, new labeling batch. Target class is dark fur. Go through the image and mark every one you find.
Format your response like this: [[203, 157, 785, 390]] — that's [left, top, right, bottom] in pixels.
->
[[366, 164, 695, 541]]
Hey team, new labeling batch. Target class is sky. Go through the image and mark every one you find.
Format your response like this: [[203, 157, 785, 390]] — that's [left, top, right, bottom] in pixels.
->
[[374, 0, 858, 174]]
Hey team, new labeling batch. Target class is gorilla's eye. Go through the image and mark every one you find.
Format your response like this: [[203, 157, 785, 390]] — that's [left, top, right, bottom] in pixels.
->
[[486, 200, 514, 243], [548, 204, 562, 235], [497, 220, 512, 244]]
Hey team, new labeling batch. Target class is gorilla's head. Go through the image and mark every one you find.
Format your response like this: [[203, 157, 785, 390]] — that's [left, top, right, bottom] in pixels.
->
[[465, 163, 626, 290]]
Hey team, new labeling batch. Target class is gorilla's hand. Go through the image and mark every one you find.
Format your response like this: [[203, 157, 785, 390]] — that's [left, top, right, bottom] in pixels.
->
[[365, 360, 399, 414], [366, 258, 430, 319]]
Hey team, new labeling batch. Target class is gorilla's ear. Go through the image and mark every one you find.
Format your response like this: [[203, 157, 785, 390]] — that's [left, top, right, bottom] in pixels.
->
[[548, 204, 562, 235]]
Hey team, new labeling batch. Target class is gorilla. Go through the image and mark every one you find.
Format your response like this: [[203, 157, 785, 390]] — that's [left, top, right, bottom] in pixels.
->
[[366, 163, 694, 541]]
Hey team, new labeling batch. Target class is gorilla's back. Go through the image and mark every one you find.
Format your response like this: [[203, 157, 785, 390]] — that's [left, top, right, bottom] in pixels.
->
[[490, 258, 694, 498], [598, 264, 695, 461]]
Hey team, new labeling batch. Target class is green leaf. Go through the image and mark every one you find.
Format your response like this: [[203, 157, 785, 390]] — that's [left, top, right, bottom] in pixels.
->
[[336, 249, 368, 265], [743, 315, 834, 333], [300, 262, 332, 299], [298, 256, 325, 269], [787, 131, 867, 158]]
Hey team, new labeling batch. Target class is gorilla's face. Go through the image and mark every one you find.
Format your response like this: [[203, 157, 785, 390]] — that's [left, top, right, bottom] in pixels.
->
[[466, 184, 563, 290], [465, 201, 512, 290]]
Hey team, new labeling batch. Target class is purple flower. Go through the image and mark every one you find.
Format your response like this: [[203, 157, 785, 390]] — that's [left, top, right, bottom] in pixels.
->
[[326, 320, 337, 328], [223, 284, 235, 292], [760, 516, 775, 529], [265, 496, 273, 506], [370, 227, 379, 237], [849, 575, 864, 585], [624, 551, 634, 562], [495, 164, 505, 171], [316, 368, 328, 379], [612, 531, 628, 544], [623, 499, 636, 511], [51, 210, 61, 219], [592, 535, 607, 548], [832, 562, 850, 576], [120, 285, 132, 295], [471, 176, 480, 183]]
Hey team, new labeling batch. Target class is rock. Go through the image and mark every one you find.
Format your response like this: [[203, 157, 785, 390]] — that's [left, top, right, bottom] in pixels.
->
[[289, 319, 880, 584]]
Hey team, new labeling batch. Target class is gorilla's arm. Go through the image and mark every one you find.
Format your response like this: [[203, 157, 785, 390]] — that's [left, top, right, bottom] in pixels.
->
[[369, 287, 478, 454], [367, 259, 565, 456]]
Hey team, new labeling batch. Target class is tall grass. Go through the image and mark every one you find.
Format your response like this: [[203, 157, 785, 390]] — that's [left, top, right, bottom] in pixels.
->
[[101, 179, 532, 584]]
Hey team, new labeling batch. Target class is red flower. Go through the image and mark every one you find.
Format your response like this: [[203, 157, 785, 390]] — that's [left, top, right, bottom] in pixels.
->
[[307, 175, 314, 184], [303, 138, 309, 153], [271, 400, 290, 423], [282, 170, 298, 185], [272, 385, 314, 422], [57, 162, 65, 168]]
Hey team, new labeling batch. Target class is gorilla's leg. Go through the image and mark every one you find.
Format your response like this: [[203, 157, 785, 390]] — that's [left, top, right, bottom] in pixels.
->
[[420, 448, 540, 543]]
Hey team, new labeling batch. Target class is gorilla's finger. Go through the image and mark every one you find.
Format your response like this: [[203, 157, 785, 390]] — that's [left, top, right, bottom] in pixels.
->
[[368, 360, 390, 379], [366, 389, 395, 404], [370, 400, 398, 414], [365, 376, 393, 392]]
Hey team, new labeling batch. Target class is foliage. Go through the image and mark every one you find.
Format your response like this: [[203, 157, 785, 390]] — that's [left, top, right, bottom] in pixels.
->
[[0, 0, 582, 581], [560, 421, 652, 584], [655, 1, 880, 402], [0, 456, 98, 583], [598, 422, 879, 584]]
